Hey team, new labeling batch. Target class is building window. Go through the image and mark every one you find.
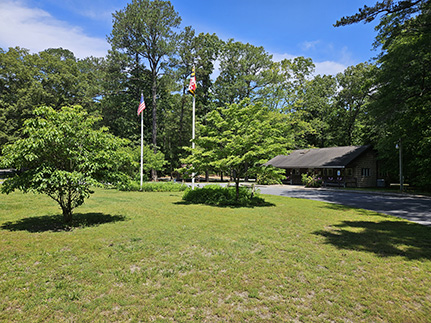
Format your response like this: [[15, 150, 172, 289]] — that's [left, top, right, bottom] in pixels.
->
[[361, 168, 370, 177], [346, 168, 353, 177]]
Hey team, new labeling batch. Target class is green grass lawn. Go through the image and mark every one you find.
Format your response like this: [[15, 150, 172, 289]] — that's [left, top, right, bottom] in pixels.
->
[[1, 188, 430, 322]]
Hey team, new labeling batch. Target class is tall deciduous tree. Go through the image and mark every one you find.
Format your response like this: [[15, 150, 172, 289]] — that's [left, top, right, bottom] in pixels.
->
[[1, 106, 131, 223], [261, 56, 315, 113], [182, 99, 293, 199], [108, 0, 181, 180], [100, 49, 153, 142], [0, 47, 102, 149], [336, 0, 431, 188], [300, 75, 338, 147], [372, 3, 431, 187], [214, 40, 273, 105], [333, 62, 377, 146], [166, 28, 221, 172]]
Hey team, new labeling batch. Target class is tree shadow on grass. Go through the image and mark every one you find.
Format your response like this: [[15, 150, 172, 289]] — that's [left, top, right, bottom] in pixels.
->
[[173, 200, 275, 208], [1, 213, 126, 233], [313, 218, 431, 260]]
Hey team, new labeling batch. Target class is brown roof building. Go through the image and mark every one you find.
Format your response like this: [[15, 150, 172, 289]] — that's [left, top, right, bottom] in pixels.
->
[[265, 145, 378, 188]]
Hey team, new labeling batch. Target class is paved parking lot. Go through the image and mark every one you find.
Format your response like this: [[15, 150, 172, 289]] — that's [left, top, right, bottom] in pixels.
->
[[257, 185, 431, 226]]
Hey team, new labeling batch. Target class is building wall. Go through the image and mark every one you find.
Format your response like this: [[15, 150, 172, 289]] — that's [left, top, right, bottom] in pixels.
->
[[281, 149, 378, 187], [348, 150, 377, 187]]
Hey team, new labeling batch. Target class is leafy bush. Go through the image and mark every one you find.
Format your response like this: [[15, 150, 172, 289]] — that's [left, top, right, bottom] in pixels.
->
[[0, 106, 131, 223], [256, 166, 285, 185], [118, 181, 188, 192], [182, 185, 267, 207], [301, 174, 323, 188], [117, 180, 141, 191]]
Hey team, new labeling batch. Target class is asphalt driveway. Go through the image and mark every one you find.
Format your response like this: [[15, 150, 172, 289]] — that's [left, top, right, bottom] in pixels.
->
[[257, 185, 431, 226]]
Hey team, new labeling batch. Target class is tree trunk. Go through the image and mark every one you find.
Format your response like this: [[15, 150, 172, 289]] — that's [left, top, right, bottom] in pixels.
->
[[61, 205, 73, 223]]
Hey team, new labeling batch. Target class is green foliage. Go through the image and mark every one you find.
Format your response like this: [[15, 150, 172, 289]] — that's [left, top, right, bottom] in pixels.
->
[[300, 74, 338, 147], [108, 0, 182, 171], [214, 39, 273, 105], [301, 173, 323, 188], [334, 1, 425, 29], [0, 47, 103, 148], [356, 2, 431, 188], [181, 99, 293, 199], [3, 0, 430, 192], [261, 56, 315, 113], [129, 144, 167, 179], [182, 185, 267, 206], [163, 29, 222, 172], [0, 106, 131, 222], [256, 166, 285, 185], [333, 62, 377, 146], [118, 181, 187, 192]]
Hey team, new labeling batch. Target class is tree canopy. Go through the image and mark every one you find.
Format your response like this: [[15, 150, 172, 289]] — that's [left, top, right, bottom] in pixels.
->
[[108, 0, 181, 180], [1, 106, 130, 222], [0, 47, 102, 148], [1, 0, 431, 190], [182, 99, 294, 198], [336, 0, 431, 187]]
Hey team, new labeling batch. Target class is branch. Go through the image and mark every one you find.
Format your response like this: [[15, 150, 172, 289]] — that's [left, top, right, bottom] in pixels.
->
[[334, 0, 423, 27]]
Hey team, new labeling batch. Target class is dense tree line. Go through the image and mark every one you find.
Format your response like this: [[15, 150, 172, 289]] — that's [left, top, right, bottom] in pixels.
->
[[1, 0, 430, 189]]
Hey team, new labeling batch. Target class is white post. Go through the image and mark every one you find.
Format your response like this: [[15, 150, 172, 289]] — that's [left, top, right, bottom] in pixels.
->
[[191, 95, 196, 190], [140, 111, 144, 190]]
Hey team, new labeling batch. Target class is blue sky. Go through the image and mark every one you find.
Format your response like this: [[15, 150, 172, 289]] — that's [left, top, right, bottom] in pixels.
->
[[0, 0, 380, 75]]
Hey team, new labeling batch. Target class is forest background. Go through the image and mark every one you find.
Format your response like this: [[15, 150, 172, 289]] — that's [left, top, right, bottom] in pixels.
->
[[1, 0, 430, 189]]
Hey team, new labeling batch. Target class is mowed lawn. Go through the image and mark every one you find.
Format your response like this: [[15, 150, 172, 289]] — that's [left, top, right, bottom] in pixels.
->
[[1, 188, 430, 322]]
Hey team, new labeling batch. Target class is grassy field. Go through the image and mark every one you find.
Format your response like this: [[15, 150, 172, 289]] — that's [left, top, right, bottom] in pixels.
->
[[1, 188, 430, 322]]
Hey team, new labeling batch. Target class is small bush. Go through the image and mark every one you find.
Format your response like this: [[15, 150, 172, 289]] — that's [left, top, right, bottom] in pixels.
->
[[256, 166, 284, 185], [119, 181, 188, 192], [301, 174, 322, 188], [182, 185, 267, 207]]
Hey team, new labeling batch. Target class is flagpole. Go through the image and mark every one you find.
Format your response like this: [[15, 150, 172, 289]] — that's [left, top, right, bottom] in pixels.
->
[[191, 94, 196, 190], [140, 94, 144, 190]]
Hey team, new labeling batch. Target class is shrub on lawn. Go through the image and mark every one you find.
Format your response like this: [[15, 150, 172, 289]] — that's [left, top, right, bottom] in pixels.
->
[[118, 181, 188, 192], [301, 174, 322, 188], [182, 185, 267, 207]]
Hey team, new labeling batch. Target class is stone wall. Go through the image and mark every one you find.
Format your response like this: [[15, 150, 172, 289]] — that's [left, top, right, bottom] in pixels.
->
[[349, 150, 377, 188]]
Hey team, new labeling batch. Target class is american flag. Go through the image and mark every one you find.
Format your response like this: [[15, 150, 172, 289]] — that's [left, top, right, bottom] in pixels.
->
[[137, 93, 146, 115]]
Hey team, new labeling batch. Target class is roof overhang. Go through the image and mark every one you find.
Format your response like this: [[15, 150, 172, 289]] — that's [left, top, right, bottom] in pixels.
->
[[264, 145, 372, 170]]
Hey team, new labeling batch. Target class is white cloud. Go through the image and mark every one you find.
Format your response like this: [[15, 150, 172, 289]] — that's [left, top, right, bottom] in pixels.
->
[[314, 61, 346, 76], [45, 0, 115, 22], [272, 52, 347, 76], [270, 52, 297, 62], [301, 40, 320, 51], [0, 0, 109, 58]]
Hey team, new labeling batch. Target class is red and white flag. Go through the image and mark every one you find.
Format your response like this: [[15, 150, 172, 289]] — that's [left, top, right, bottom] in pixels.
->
[[188, 66, 196, 96]]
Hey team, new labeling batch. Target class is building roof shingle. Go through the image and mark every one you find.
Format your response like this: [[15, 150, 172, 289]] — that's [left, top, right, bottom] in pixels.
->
[[265, 145, 371, 169]]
